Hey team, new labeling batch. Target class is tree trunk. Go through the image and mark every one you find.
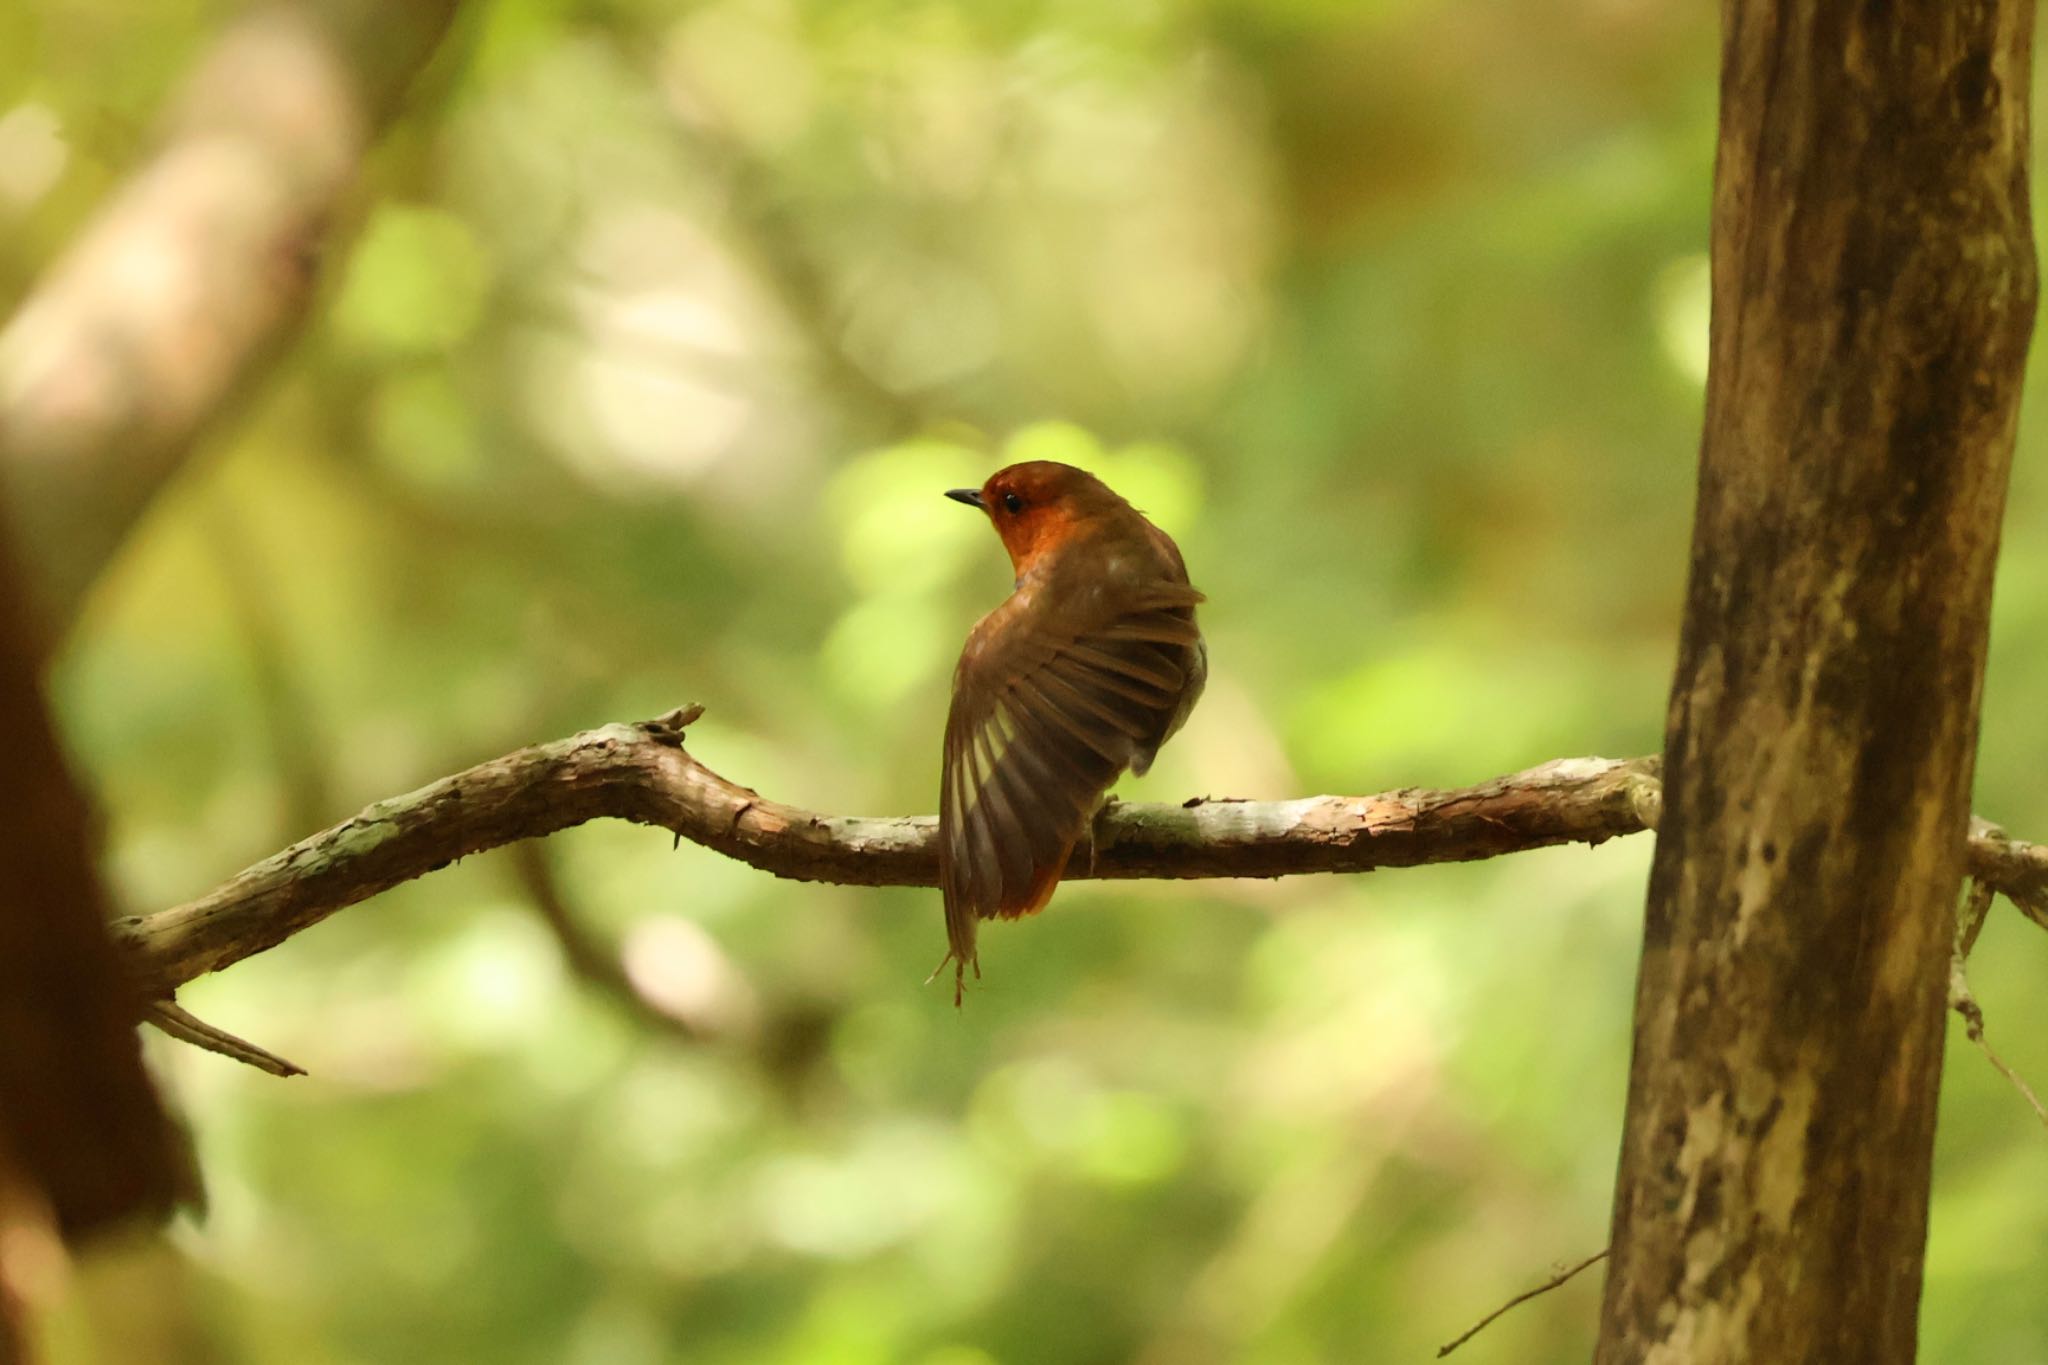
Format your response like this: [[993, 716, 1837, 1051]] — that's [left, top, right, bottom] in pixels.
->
[[1597, 4, 2036, 1362], [0, 516, 185, 1358]]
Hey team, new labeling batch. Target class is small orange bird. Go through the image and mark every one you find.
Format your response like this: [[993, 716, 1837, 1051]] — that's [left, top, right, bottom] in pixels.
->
[[938, 460, 1206, 1003]]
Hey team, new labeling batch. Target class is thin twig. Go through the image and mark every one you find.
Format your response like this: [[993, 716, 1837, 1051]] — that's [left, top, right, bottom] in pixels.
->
[[1951, 995, 2048, 1134], [1949, 879, 2048, 1134], [145, 1001, 305, 1078], [1437, 1247, 1609, 1357]]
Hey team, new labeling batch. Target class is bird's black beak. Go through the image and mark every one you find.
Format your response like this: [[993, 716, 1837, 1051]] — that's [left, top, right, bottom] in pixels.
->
[[945, 488, 986, 510]]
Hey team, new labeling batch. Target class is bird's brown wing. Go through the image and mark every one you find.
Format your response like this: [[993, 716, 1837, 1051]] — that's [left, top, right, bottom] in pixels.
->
[[939, 583, 1203, 997]]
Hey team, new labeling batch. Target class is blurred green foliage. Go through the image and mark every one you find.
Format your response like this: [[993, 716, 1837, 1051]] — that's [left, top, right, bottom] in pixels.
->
[[6, 0, 2048, 1361]]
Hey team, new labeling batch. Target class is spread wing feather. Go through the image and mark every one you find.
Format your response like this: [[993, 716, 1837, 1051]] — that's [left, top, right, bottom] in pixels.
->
[[939, 587, 1203, 997]]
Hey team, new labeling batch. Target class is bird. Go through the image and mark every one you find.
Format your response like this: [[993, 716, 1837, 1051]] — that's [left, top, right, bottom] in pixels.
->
[[937, 460, 1206, 1004]]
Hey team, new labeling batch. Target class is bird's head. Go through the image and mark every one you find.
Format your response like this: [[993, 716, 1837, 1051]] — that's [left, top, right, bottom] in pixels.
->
[[946, 461, 1125, 576]]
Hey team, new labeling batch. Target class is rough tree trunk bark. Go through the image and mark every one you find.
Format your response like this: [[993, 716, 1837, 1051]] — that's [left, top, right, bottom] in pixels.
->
[[1596, 3, 2037, 1362]]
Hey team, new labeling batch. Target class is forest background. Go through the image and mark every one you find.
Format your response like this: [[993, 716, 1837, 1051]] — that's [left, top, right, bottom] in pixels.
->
[[5, 1, 2047, 1361]]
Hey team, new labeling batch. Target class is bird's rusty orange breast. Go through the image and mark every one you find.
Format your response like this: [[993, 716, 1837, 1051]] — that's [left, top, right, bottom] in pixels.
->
[[995, 502, 1098, 579]]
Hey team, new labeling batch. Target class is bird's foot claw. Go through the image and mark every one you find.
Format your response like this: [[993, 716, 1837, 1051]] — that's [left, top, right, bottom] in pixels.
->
[[926, 949, 980, 1008]]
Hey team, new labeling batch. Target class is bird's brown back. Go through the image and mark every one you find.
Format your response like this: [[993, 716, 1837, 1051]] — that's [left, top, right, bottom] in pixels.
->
[[937, 462, 1204, 1002]]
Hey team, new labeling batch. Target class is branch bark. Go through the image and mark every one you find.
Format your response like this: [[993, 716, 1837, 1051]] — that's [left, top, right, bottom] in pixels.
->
[[0, 0, 459, 629], [110, 708, 2048, 1005], [1596, 2, 2038, 1360], [108, 709, 1648, 992]]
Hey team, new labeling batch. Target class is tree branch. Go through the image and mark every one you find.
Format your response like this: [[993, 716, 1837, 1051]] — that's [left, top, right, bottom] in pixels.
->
[[110, 706, 2048, 999], [0, 0, 460, 628]]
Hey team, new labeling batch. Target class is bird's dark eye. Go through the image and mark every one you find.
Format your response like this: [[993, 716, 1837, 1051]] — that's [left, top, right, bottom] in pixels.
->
[[1001, 491, 1024, 515]]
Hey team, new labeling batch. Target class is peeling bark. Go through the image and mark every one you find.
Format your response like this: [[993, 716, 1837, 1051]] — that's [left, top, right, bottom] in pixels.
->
[[1596, 2, 2037, 1360]]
